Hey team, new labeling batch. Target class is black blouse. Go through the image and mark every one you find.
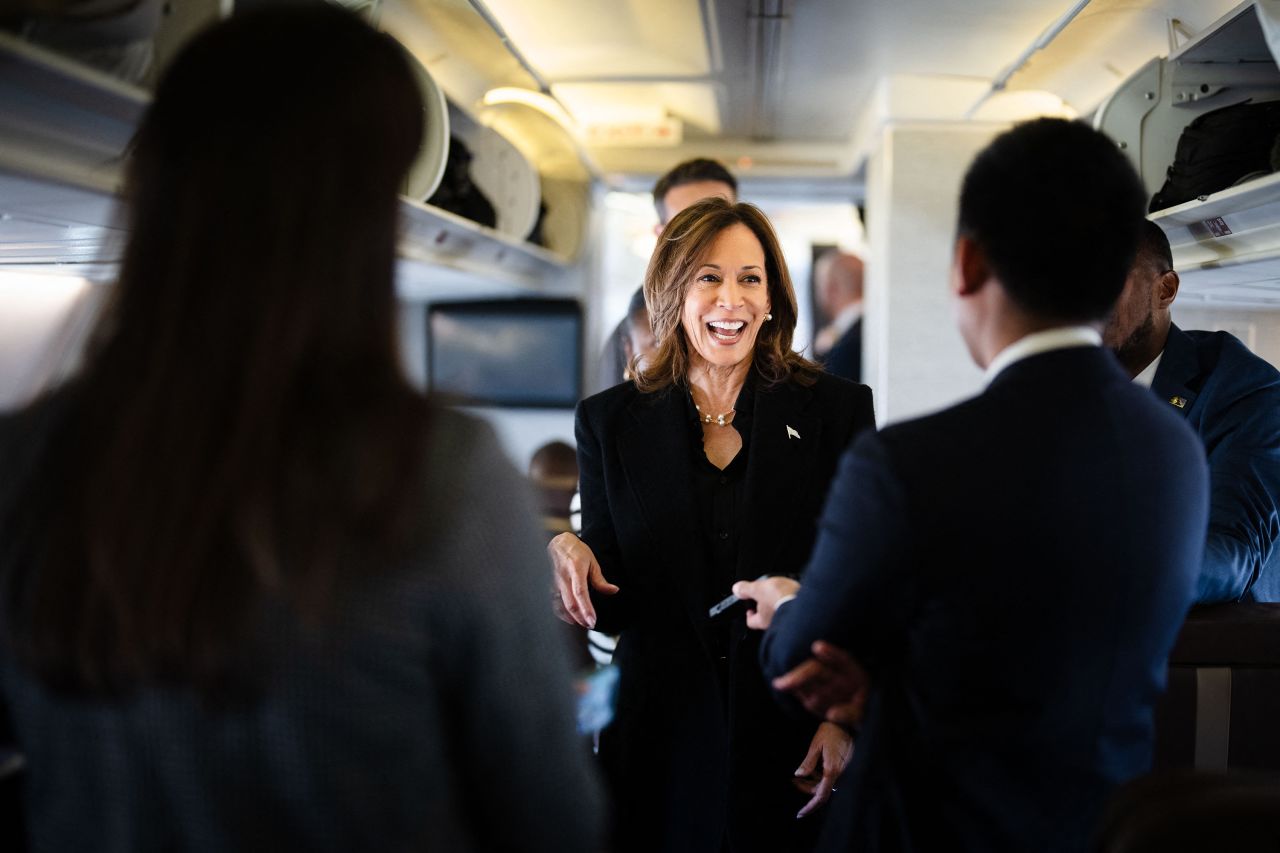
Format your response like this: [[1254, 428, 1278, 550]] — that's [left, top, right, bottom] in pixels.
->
[[684, 379, 756, 697]]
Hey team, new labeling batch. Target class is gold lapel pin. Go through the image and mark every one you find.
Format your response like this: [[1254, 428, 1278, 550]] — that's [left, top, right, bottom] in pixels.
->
[[1169, 396, 1187, 409]]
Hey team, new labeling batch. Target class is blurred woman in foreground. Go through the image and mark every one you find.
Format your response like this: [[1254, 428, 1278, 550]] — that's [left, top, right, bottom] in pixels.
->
[[0, 6, 601, 851]]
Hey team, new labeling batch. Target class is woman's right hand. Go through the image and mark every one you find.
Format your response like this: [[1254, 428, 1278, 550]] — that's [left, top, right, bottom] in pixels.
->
[[547, 532, 619, 629]]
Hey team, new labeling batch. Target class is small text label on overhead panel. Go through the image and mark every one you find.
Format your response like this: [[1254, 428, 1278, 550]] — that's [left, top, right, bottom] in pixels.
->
[[1203, 217, 1232, 238]]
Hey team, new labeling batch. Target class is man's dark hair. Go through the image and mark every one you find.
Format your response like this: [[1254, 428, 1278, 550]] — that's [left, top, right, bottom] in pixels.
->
[[957, 118, 1147, 322], [651, 158, 737, 221], [1136, 219, 1174, 273]]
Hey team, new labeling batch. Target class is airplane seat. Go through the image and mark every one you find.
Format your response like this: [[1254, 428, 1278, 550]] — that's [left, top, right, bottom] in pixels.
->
[[1153, 604, 1280, 772], [1093, 769, 1280, 853]]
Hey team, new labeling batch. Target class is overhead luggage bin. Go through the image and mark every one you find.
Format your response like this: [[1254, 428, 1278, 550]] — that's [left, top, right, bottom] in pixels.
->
[[0, 27, 572, 290], [1153, 173, 1280, 308], [403, 53, 451, 203], [1095, 1, 1280, 307], [432, 102, 542, 243]]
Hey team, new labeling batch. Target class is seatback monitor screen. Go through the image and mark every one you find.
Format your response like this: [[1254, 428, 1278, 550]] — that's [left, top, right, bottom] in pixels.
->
[[427, 299, 582, 408]]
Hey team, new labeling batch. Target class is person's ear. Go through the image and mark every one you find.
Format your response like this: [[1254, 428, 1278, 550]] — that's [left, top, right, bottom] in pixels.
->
[[1155, 269, 1180, 310], [951, 236, 989, 297]]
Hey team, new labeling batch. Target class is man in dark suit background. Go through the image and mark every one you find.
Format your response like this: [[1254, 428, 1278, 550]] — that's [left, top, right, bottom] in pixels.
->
[[735, 119, 1210, 853], [813, 250, 864, 382], [1103, 220, 1280, 602], [601, 158, 739, 388]]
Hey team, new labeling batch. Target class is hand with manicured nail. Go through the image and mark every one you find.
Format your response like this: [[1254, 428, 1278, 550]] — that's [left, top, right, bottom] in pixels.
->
[[547, 532, 618, 629]]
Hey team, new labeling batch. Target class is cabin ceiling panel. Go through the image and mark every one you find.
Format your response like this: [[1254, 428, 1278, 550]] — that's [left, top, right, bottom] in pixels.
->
[[552, 82, 723, 135], [478, 0, 712, 79], [754, 0, 1089, 143], [387, 0, 1274, 182]]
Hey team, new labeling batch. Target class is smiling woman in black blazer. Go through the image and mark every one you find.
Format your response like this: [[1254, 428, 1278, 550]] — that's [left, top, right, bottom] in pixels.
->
[[549, 198, 876, 852]]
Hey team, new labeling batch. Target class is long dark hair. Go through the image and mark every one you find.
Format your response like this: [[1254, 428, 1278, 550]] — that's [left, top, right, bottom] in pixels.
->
[[635, 198, 819, 393], [4, 5, 429, 694]]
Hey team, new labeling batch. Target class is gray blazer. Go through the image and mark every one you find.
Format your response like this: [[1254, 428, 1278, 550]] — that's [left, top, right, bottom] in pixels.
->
[[0, 396, 603, 852]]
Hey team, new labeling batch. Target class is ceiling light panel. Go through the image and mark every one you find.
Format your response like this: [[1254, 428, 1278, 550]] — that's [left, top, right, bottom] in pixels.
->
[[552, 82, 722, 135], [478, 0, 711, 78]]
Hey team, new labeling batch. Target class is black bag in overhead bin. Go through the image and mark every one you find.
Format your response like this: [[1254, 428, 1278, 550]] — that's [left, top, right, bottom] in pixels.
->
[[1149, 99, 1280, 212], [427, 135, 497, 229]]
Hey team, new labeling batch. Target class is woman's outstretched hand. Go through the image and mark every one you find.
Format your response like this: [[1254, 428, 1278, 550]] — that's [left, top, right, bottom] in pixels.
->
[[547, 532, 619, 629]]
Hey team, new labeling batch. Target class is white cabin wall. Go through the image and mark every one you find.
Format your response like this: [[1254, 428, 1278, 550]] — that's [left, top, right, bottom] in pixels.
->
[[864, 123, 1004, 425], [0, 272, 104, 411], [591, 191, 659, 395]]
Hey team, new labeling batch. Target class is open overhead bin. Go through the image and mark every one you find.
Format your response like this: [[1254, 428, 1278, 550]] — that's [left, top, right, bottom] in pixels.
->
[[0, 6, 583, 290], [1095, 1, 1280, 306]]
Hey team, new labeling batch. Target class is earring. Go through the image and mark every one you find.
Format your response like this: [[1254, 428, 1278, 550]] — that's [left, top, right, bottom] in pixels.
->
[[765, 313, 773, 321]]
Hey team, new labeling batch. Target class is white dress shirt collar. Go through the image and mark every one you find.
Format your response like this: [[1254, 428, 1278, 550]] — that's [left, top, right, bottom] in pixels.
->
[[1131, 351, 1164, 388], [983, 325, 1102, 385]]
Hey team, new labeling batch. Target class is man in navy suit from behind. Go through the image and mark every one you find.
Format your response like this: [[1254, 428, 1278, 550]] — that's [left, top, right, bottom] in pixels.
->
[[1103, 220, 1280, 602], [735, 119, 1210, 853]]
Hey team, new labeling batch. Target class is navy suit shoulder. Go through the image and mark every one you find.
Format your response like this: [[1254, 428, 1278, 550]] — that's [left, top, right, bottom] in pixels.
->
[[878, 346, 1203, 489], [1153, 325, 1280, 602], [763, 346, 1208, 853]]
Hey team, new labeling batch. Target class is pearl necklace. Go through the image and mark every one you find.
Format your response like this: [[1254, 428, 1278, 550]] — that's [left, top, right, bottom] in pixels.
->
[[693, 400, 735, 427]]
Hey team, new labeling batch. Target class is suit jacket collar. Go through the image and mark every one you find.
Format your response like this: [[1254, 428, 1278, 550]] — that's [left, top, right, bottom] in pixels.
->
[[1150, 324, 1200, 417], [613, 376, 823, 631], [986, 343, 1120, 394]]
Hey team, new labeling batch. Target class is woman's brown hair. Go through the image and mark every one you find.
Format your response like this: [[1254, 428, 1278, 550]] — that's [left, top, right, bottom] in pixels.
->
[[2, 5, 429, 695], [634, 198, 820, 393]]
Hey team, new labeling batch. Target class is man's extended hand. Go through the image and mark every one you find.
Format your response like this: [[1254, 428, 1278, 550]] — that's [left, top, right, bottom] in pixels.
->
[[773, 641, 870, 728], [731, 576, 800, 630]]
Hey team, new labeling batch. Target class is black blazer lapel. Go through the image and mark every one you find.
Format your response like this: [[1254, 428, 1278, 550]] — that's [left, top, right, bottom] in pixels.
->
[[615, 389, 711, 632], [1152, 324, 1201, 418], [737, 381, 821, 582]]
